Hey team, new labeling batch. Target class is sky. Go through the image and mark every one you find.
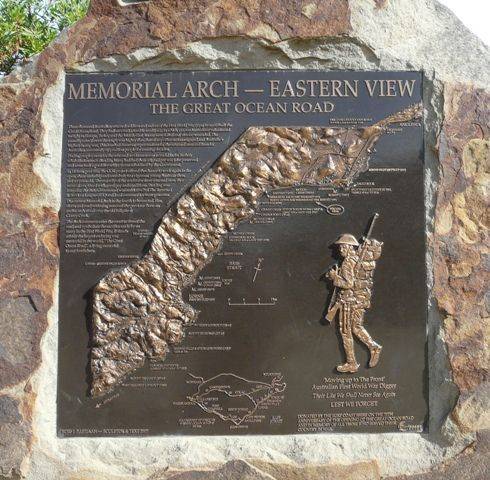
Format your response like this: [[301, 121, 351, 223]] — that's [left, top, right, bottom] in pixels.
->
[[438, 0, 489, 45]]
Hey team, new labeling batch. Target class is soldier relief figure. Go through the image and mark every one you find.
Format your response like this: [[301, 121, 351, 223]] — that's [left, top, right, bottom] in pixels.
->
[[325, 214, 383, 373]]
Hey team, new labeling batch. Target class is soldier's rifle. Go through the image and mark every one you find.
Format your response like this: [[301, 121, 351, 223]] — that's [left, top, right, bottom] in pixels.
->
[[325, 213, 379, 323], [355, 213, 379, 271]]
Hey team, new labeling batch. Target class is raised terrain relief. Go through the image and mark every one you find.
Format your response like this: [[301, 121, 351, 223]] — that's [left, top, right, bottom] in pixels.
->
[[90, 103, 422, 397]]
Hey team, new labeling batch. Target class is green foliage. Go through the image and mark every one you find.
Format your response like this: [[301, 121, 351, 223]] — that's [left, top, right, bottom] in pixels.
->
[[0, 0, 89, 76]]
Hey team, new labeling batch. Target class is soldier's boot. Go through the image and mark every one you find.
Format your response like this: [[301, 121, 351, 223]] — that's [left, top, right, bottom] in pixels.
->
[[352, 325, 382, 368], [337, 362, 360, 373], [337, 337, 359, 373], [369, 344, 382, 368]]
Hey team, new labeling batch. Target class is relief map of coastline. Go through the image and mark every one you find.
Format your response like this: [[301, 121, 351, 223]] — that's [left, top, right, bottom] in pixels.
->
[[58, 71, 427, 436]]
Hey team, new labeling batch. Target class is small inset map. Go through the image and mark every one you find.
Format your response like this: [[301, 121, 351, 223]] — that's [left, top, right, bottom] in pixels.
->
[[188, 373, 286, 426]]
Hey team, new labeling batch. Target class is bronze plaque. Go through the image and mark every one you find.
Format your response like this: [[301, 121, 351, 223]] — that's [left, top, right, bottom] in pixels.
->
[[58, 70, 427, 436]]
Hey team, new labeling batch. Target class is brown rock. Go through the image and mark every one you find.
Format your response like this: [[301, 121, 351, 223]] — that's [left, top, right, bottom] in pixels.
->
[[0, 297, 39, 388], [0, 209, 55, 389], [433, 84, 490, 433], [0, 396, 31, 478], [87, 0, 351, 51]]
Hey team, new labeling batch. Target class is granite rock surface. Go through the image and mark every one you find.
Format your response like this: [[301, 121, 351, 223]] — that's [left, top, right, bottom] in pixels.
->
[[0, 0, 489, 478], [433, 85, 489, 435]]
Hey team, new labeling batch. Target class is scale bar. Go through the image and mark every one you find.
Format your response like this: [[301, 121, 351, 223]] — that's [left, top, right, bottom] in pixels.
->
[[228, 302, 276, 306]]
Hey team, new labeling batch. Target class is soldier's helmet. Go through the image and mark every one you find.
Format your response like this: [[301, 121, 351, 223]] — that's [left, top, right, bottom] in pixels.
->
[[335, 234, 359, 246]]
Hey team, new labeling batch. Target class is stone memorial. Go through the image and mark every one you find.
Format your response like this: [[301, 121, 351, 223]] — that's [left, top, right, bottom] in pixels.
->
[[0, 0, 488, 479]]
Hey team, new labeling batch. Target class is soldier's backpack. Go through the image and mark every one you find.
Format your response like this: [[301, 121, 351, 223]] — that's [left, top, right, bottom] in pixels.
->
[[353, 239, 383, 308]]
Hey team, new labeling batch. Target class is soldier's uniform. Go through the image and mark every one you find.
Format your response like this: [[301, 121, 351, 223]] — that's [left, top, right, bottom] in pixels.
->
[[328, 234, 382, 373]]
